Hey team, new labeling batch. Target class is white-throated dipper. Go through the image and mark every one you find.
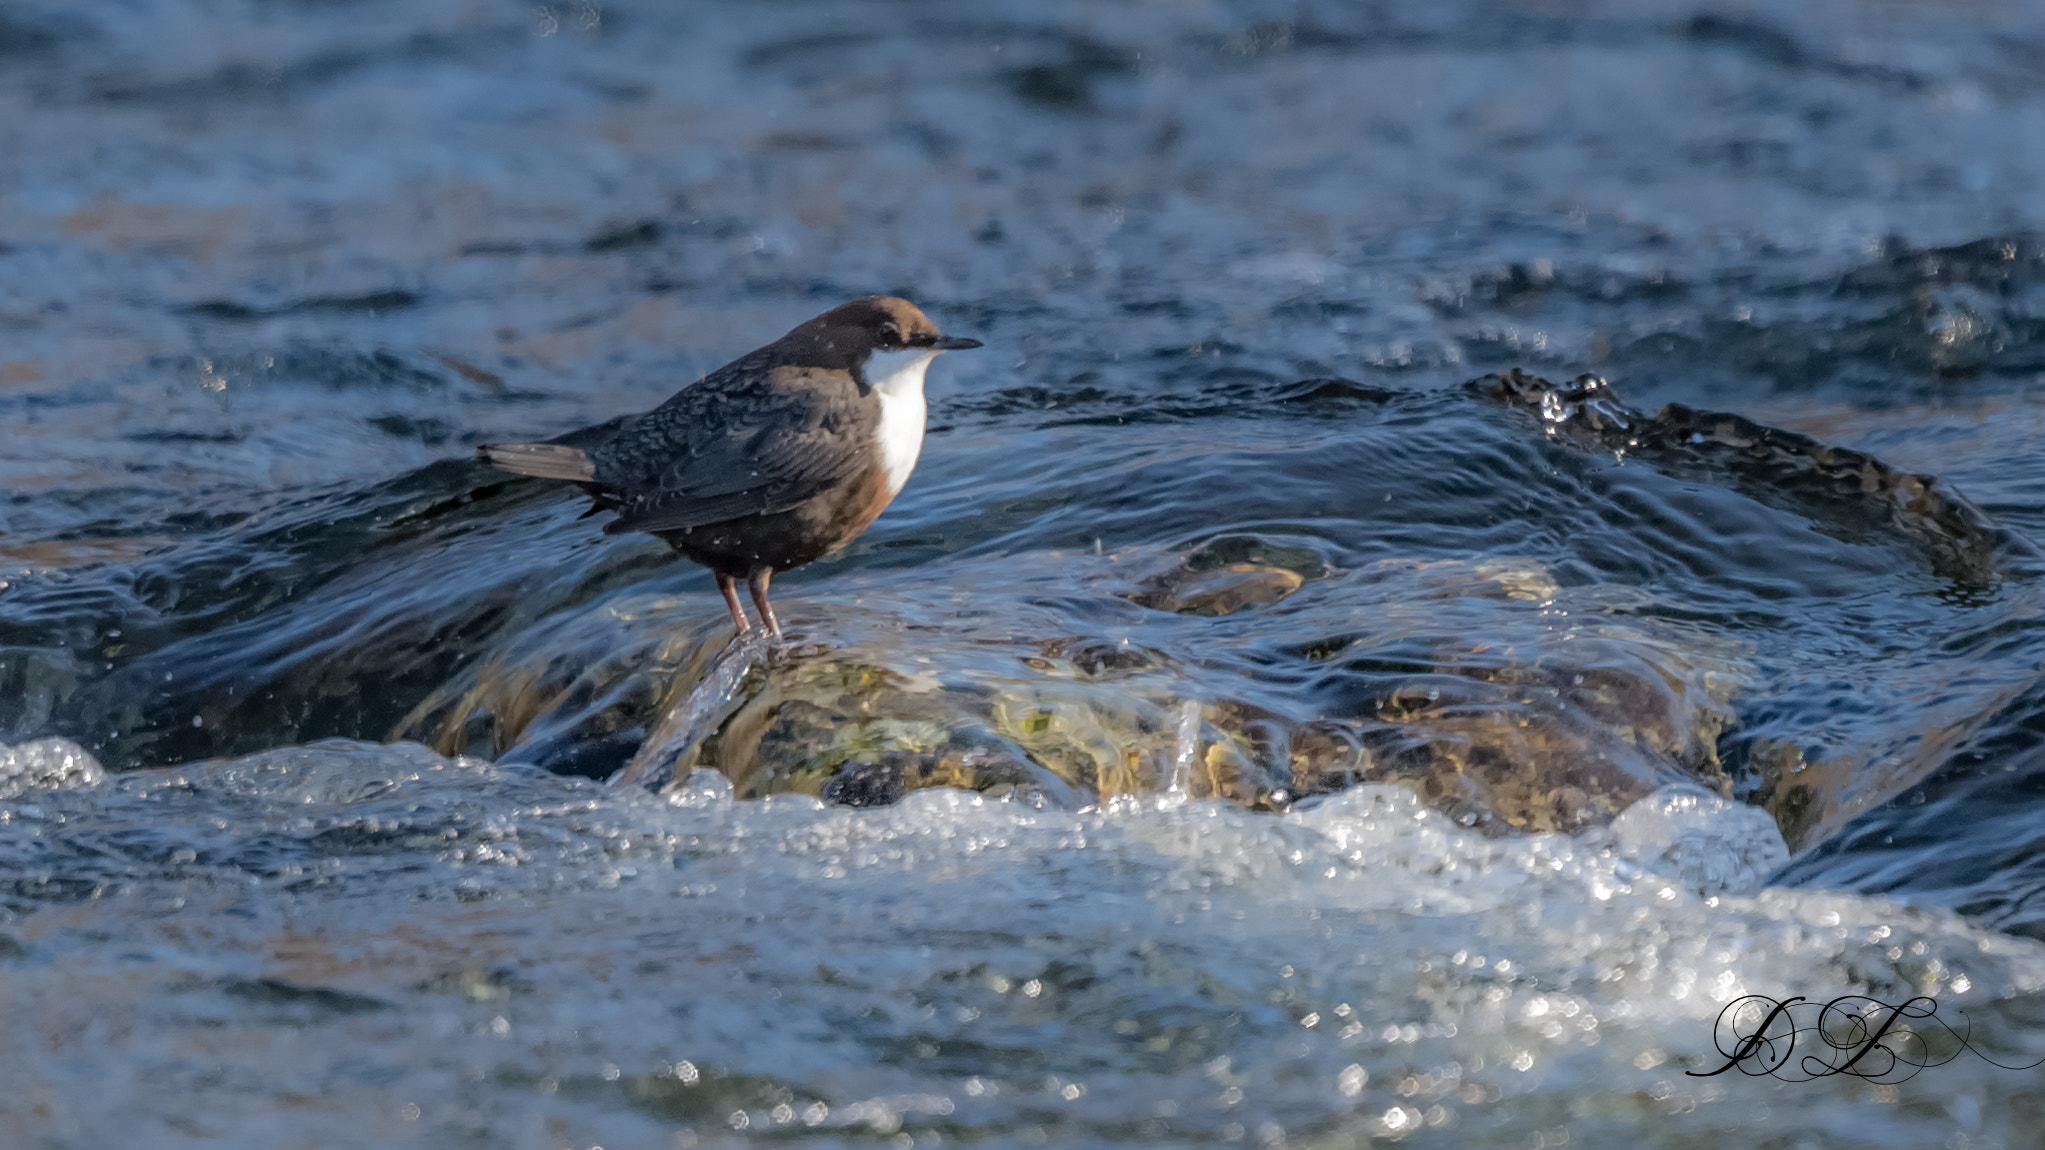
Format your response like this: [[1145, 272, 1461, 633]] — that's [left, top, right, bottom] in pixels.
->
[[477, 296, 981, 638]]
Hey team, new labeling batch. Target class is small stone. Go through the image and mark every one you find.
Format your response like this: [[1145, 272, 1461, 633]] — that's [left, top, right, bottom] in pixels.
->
[[1125, 563, 1304, 617]]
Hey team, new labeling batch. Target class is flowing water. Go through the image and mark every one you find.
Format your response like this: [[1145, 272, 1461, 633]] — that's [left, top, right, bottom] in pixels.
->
[[6, 0, 2045, 1144]]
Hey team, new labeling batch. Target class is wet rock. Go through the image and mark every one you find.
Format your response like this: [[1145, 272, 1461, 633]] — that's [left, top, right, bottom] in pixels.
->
[[1182, 534, 1331, 579], [22, 361, 1977, 843], [1282, 619, 1742, 835], [691, 648, 1148, 807], [819, 753, 914, 807], [1027, 636, 1165, 677], [1123, 534, 1325, 616], [401, 550, 1747, 836], [1124, 562, 1304, 616], [820, 748, 1058, 809], [1468, 367, 2023, 588], [1741, 735, 1842, 849], [1228, 562, 1743, 835]]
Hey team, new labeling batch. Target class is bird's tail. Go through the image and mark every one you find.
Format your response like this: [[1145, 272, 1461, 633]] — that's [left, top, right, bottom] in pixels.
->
[[475, 442, 596, 481]]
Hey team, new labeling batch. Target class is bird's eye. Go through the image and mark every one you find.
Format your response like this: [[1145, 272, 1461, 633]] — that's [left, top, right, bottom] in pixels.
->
[[879, 321, 902, 347]]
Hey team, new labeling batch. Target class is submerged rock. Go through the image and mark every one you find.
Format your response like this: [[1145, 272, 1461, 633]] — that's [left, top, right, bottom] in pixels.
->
[[1122, 533, 1324, 616], [1240, 557, 1743, 833], [10, 367, 2013, 847], [398, 548, 1747, 834], [1124, 562, 1304, 616]]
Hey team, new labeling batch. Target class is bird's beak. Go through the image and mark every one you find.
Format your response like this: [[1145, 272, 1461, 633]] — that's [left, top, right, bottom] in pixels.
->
[[934, 335, 983, 351]]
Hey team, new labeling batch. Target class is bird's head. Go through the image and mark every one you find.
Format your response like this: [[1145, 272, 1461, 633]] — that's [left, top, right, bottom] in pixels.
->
[[789, 296, 982, 365]]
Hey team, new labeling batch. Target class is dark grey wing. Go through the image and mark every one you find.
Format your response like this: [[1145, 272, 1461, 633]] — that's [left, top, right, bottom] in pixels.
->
[[590, 365, 872, 535]]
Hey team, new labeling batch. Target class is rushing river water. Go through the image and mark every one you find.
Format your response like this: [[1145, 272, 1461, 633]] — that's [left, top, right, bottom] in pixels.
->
[[7, 0, 2045, 1145]]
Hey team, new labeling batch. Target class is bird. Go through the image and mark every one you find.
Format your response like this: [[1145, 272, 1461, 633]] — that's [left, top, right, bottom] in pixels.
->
[[476, 296, 981, 638]]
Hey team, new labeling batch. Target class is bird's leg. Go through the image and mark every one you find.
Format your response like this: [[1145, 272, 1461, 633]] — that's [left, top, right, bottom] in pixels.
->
[[747, 568, 781, 639], [716, 572, 751, 635]]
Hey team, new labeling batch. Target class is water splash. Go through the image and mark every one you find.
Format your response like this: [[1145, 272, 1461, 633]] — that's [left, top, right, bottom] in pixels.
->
[[1165, 698, 1201, 801], [609, 632, 769, 792], [0, 737, 104, 800]]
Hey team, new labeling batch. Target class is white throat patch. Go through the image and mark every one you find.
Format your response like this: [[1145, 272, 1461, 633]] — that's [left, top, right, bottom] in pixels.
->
[[865, 347, 938, 497]]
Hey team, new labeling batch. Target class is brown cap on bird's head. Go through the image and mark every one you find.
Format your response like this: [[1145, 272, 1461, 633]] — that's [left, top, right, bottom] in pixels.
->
[[780, 296, 983, 364]]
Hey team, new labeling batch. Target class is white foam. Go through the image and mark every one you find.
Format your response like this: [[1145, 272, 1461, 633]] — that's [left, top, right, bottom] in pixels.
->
[[0, 737, 104, 799], [5, 742, 2040, 1148]]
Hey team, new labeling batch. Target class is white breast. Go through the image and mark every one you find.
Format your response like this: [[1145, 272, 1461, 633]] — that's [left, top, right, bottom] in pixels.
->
[[865, 347, 937, 497]]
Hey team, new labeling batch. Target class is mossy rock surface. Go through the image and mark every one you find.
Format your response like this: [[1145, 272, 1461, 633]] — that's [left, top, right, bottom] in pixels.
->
[[399, 547, 1746, 834]]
